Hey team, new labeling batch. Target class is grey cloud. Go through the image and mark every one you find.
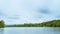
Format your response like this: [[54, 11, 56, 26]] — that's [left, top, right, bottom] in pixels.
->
[[37, 8, 51, 14], [6, 16, 20, 20], [0, 10, 6, 16], [56, 15, 60, 18]]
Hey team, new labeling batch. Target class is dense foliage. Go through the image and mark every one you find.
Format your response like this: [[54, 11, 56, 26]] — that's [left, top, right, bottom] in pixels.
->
[[6, 20, 60, 27], [0, 20, 5, 28]]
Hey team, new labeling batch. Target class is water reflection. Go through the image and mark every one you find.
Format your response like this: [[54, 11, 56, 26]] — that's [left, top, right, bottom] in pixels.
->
[[0, 28, 4, 34], [3, 27, 60, 34], [4, 28, 25, 34]]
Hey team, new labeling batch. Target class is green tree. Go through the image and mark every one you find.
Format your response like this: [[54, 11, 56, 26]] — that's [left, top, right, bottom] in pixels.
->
[[0, 20, 5, 28]]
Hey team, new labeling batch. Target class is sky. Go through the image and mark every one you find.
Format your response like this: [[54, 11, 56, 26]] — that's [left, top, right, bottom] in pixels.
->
[[0, 0, 60, 24]]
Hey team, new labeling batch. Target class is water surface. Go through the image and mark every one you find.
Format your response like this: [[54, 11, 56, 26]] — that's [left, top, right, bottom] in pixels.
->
[[0, 27, 60, 34]]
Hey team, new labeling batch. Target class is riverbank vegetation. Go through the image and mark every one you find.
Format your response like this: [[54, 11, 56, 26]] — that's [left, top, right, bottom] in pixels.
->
[[5, 20, 60, 27], [0, 20, 5, 28]]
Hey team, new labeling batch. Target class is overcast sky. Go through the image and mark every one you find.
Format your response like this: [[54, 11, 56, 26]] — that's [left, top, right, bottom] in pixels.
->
[[0, 0, 60, 24]]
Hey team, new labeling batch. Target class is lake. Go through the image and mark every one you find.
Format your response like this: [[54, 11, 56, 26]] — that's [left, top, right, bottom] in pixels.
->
[[0, 27, 60, 34]]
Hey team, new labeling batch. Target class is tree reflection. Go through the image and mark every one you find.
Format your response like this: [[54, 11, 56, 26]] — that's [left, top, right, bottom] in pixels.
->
[[0, 28, 4, 34]]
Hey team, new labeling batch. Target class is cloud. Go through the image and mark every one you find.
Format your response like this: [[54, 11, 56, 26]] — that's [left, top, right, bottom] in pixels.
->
[[37, 8, 51, 14], [0, 10, 7, 16], [0, 0, 60, 24]]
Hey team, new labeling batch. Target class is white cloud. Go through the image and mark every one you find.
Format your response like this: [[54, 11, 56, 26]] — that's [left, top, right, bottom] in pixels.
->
[[0, 0, 60, 24]]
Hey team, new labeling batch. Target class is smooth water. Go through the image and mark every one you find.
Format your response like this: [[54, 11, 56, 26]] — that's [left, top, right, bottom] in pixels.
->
[[0, 27, 60, 34]]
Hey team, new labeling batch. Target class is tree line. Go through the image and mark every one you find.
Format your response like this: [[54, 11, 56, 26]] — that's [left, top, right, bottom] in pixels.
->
[[6, 20, 60, 27]]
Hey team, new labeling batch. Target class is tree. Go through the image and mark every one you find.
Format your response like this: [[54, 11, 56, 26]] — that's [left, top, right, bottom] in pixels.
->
[[0, 20, 5, 28]]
